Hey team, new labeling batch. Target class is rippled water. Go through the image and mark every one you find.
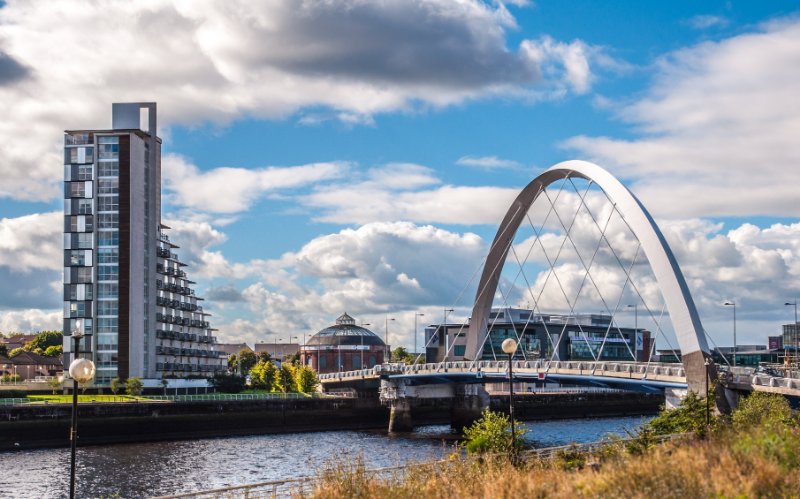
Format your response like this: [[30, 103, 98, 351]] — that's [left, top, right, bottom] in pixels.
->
[[0, 415, 651, 498]]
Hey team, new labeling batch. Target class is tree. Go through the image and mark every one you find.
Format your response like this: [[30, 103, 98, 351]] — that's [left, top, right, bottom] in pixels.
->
[[391, 347, 415, 365], [237, 349, 257, 374], [463, 409, 526, 455], [277, 363, 298, 393], [644, 390, 712, 436], [125, 377, 143, 396], [48, 376, 62, 394], [732, 391, 793, 430], [295, 365, 319, 393], [249, 359, 278, 390], [210, 373, 246, 393], [257, 351, 272, 363], [44, 345, 63, 357], [24, 331, 63, 352], [227, 353, 238, 373], [8, 347, 23, 357], [110, 377, 122, 395]]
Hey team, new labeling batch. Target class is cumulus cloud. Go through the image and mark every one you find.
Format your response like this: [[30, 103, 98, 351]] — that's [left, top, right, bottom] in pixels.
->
[[563, 19, 800, 218], [0, 0, 603, 202], [456, 155, 521, 169], [0, 212, 62, 272], [0, 308, 62, 334], [162, 154, 348, 214]]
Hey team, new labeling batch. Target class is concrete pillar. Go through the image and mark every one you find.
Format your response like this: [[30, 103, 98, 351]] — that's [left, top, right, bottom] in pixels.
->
[[682, 350, 731, 414], [389, 398, 414, 433], [450, 384, 489, 432]]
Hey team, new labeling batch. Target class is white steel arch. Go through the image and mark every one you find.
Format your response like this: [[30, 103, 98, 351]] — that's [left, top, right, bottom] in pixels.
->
[[465, 160, 711, 392]]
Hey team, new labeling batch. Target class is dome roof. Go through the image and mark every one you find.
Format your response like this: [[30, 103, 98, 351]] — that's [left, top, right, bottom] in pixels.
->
[[306, 312, 386, 347]]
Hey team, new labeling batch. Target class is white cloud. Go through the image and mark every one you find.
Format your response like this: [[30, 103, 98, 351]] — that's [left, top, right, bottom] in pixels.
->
[[563, 19, 800, 218], [0, 212, 62, 272], [456, 155, 521, 169], [162, 154, 348, 214], [0, 0, 604, 202], [0, 308, 61, 334], [685, 15, 729, 30]]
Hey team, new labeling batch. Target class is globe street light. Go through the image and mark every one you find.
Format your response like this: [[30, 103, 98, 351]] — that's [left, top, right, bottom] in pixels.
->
[[69, 320, 96, 499], [501, 338, 518, 462], [723, 301, 736, 367], [786, 301, 798, 376], [414, 313, 425, 364]]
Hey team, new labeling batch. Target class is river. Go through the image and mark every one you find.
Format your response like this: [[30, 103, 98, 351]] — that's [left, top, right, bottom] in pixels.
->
[[0, 415, 652, 498]]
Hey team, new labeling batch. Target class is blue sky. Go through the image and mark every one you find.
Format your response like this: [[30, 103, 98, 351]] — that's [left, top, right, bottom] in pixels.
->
[[0, 1, 798, 352]]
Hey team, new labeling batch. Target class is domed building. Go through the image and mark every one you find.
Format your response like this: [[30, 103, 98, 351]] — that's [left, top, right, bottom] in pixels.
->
[[301, 313, 387, 373]]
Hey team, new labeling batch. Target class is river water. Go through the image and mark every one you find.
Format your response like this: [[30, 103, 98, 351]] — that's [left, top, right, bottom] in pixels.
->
[[0, 415, 651, 498]]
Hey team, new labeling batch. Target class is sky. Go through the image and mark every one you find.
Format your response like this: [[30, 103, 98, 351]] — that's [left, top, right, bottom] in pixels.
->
[[0, 0, 798, 353]]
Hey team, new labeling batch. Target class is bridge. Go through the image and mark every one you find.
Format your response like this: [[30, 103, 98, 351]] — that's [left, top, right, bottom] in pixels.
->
[[318, 160, 799, 431]]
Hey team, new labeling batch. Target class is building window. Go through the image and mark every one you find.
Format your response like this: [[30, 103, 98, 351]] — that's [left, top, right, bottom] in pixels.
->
[[97, 300, 118, 316], [98, 143, 119, 160], [97, 265, 119, 281], [97, 196, 119, 212], [97, 248, 118, 264], [77, 233, 92, 249], [97, 318, 118, 334], [319, 356, 327, 369], [98, 283, 118, 298], [368, 355, 377, 367], [68, 182, 86, 198], [98, 231, 119, 246], [98, 179, 119, 194], [69, 147, 94, 164], [454, 345, 466, 356], [97, 213, 119, 229], [69, 302, 88, 318], [76, 267, 92, 283], [77, 199, 92, 215], [76, 165, 93, 180], [98, 161, 119, 177], [69, 250, 87, 266]]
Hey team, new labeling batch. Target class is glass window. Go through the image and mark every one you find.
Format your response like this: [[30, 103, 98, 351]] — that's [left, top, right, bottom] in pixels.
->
[[454, 345, 466, 356], [76, 267, 92, 283], [97, 213, 118, 229], [77, 233, 92, 249], [69, 216, 80, 232], [98, 136, 119, 144], [68, 182, 86, 198], [69, 147, 94, 164], [319, 356, 327, 369], [98, 161, 119, 177], [97, 265, 118, 281], [69, 302, 87, 317], [97, 318, 118, 334], [77, 165, 93, 180], [97, 248, 118, 264], [368, 356, 377, 367], [69, 250, 86, 266], [98, 283, 118, 298], [97, 300, 118, 316], [97, 196, 119, 212], [98, 231, 119, 246], [98, 143, 119, 160], [77, 199, 92, 215], [98, 179, 118, 194]]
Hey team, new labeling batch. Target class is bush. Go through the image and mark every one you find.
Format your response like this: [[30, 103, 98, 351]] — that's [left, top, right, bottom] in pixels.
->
[[644, 390, 713, 437], [125, 377, 143, 396], [249, 359, 277, 390], [0, 374, 21, 383], [210, 373, 246, 393], [295, 365, 319, 393], [463, 409, 526, 455], [732, 391, 794, 431], [110, 377, 122, 395], [276, 364, 298, 392], [0, 389, 26, 398]]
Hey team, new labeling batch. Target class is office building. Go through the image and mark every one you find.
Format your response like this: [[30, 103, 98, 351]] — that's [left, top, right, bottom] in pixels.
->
[[63, 102, 225, 385]]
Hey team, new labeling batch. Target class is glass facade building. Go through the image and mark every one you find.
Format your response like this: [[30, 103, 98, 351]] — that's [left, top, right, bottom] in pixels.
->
[[63, 103, 225, 385]]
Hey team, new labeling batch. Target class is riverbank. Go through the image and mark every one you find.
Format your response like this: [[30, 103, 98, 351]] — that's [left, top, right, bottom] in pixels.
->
[[0, 391, 661, 451]]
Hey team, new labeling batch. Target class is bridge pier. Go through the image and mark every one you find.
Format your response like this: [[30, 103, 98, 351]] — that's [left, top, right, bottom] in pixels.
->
[[388, 398, 414, 433], [450, 384, 490, 433]]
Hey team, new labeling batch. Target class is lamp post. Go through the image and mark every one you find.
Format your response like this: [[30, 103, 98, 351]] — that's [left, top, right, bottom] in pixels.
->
[[627, 304, 638, 332], [414, 313, 425, 363], [704, 356, 711, 426], [501, 338, 518, 462], [786, 301, 798, 376], [360, 322, 371, 370], [443, 308, 454, 361], [724, 301, 736, 367], [68, 320, 96, 499], [385, 316, 395, 362]]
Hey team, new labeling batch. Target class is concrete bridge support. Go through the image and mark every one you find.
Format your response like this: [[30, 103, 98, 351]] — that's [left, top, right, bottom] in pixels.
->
[[388, 398, 414, 433], [450, 384, 490, 432]]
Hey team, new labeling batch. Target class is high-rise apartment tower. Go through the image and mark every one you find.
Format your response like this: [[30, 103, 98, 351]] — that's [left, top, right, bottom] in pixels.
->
[[63, 103, 225, 385]]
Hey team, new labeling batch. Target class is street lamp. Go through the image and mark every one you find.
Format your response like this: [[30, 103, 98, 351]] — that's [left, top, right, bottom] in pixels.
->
[[785, 301, 798, 376], [443, 309, 454, 361], [385, 316, 395, 362], [723, 301, 736, 367], [68, 320, 96, 499], [414, 313, 425, 364], [627, 304, 638, 332], [360, 322, 371, 370], [704, 356, 711, 426], [501, 338, 518, 462]]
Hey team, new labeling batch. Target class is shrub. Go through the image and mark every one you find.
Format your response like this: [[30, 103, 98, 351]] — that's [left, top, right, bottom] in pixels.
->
[[463, 409, 526, 455], [249, 359, 277, 390], [277, 364, 298, 392], [0, 389, 26, 398], [210, 373, 246, 393], [295, 365, 319, 393], [644, 390, 713, 436], [125, 377, 143, 396], [732, 391, 794, 431]]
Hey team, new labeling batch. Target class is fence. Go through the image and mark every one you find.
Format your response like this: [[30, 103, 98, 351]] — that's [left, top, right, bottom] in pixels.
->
[[0, 392, 346, 406]]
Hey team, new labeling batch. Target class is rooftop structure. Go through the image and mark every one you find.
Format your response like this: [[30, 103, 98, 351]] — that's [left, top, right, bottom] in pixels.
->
[[301, 313, 387, 373]]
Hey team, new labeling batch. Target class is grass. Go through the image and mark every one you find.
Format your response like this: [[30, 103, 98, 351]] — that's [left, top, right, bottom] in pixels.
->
[[26, 394, 150, 403], [298, 392, 800, 499]]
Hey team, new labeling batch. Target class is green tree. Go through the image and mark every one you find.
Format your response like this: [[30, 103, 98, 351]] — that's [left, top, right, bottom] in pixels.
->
[[276, 363, 298, 393], [463, 409, 526, 455], [732, 391, 793, 430], [257, 351, 272, 363], [210, 373, 246, 393], [249, 359, 278, 390], [295, 365, 319, 393], [227, 353, 238, 373], [237, 349, 257, 374], [644, 390, 713, 436], [125, 377, 143, 396], [44, 345, 63, 357], [110, 377, 122, 395], [8, 347, 23, 357], [24, 331, 63, 352], [47, 376, 62, 394], [391, 347, 415, 365]]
